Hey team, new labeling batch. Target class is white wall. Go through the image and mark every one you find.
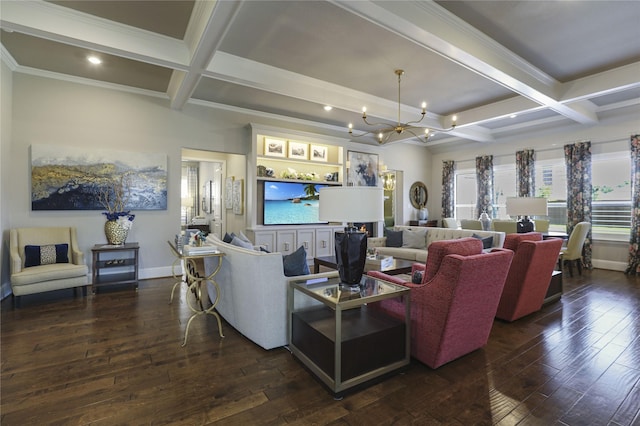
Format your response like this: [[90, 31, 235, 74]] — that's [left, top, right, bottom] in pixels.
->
[[1, 61, 13, 298], [2, 73, 430, 284]]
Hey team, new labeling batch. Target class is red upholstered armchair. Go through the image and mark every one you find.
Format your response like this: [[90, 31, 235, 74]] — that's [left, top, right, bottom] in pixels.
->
[[495, 233, 564, 322], [367, 238, 514, 369]]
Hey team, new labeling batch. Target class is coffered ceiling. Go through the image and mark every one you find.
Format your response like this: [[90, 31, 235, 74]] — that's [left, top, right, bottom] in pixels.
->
[[1, 0, 639, 152]]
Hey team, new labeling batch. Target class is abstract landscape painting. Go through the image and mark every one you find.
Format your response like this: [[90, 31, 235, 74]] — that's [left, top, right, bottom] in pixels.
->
[[31, 144, 167, 211]]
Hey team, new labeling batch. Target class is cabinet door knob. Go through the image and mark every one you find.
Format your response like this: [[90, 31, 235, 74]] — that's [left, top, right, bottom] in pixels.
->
[[303, 241, 308, 249], [322, 240, 327, 248], [284, 242, 290, 251]]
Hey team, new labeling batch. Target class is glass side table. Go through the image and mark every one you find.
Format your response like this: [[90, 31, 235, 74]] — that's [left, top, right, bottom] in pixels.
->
[[288, 275, 410, 397], [167, 241, 225, 347]]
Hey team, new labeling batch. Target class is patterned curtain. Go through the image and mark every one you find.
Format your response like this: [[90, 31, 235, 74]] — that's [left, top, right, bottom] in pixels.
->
[[475, 155, 494, 219], [564, 141, 592, 269], [441, 160, 456, 218], [625, 135, 640, 275], [516, 149, 535, 197]]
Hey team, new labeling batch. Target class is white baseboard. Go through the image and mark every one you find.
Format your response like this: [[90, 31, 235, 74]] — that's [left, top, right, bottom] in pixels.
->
[[592, 259, 627, 271]]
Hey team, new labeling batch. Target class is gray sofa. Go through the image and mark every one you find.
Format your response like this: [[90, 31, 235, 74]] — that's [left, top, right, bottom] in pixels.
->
[[367, 226, 505, 262]]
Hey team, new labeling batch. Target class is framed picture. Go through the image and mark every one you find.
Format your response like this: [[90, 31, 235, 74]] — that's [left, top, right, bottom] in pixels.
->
[[232, 179, 244, 215], [347, 151, 379, 187], [310, 144, 328, 162], [30, 144, 167, 211], [225, 176, 234, 209], [288, 141, 308, 160], [264, 138, 286, 157]]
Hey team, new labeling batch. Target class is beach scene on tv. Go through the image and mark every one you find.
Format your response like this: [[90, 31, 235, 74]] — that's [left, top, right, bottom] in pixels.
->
[[263, 181, 328, 225]]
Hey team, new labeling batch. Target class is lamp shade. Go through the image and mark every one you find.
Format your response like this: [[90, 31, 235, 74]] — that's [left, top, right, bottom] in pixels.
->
[[319, 186, 384, 223], [506, 197, 548, 217]]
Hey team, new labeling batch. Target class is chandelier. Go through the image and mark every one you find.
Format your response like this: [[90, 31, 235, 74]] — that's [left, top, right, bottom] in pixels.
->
[[348, 69, 457, 145]]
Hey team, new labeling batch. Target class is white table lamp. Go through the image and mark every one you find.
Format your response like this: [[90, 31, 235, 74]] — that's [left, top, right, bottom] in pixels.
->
[[506, 197, 548, 233]]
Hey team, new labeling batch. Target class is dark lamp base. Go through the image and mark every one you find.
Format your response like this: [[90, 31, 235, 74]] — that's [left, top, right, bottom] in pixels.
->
[[517, 218, 534, 233], [334, 230, 368, 286]]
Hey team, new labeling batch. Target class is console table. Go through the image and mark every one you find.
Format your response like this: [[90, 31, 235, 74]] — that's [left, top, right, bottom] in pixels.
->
[[91, 243, 139, 292], [167, 241, 225, 346], [288, 275, 410, 397]]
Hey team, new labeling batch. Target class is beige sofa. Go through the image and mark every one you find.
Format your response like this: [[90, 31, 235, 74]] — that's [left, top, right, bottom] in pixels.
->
[[203, 235, 338, 350], [368, 226, 505, 263]]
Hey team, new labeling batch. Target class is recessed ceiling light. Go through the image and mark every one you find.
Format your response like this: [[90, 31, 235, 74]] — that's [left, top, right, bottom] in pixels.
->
[[323, 105, 332, 111], [87, 56, 102, 65], [510, 114, 517, 118]]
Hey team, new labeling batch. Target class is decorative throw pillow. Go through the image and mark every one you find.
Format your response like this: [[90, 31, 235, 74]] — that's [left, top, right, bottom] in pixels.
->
[[472, 234, 494, 249], [412, 270, 424, 284], [238, 231, 252, 244], [402, 228, 428, 249], [24, 244, 69, 267], [223, 232, 235, 243], [385, 228, 403, 247], [282, 245, 310, 277], [230, 236, 254, 250]]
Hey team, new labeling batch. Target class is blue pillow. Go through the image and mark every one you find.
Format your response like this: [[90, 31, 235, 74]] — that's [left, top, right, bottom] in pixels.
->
[[412, 270, 424, 284], [230, 236, 253, 250], [223, 232, 235, 243], [385, 228, 403, 247], [283, 245, 310, 277], [472, 234, 494, 249], [24, 244, 69, 267]]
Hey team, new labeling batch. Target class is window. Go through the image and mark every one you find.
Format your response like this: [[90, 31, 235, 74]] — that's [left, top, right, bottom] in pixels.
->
[[534, 158, 566, 231], [454, 169, 476, 220], [591, 152, 631, 237], [493, 164, 516, 219]]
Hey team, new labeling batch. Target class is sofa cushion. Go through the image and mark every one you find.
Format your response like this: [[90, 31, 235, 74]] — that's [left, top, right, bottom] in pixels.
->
[[402, 228, 427, 249], [24, 244, 68, 267], [230, 236, 253, 250], [385, 228, 403, 247], [283, 245, 310, 277], [472, 233, 494, 249], [238, 231, 252, 244]]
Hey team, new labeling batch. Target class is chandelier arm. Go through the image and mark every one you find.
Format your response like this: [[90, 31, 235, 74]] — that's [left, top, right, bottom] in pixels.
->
[[403, 128, 428, 144], [404, 113, 427, 127], [362, 117, 396, 129]]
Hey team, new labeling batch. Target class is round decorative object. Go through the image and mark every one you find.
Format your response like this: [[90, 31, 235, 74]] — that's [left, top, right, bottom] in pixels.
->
[[104, 220, 129, 245], [409, 181, 428, 209]]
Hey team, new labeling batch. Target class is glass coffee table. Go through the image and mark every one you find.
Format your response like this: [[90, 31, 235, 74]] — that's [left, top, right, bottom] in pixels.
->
[[288, 275, 410, 397], [313, 255, 414, 275]]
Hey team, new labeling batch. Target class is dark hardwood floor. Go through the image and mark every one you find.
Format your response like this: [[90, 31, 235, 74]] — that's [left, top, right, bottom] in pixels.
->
[[2, 269, 639, 425]]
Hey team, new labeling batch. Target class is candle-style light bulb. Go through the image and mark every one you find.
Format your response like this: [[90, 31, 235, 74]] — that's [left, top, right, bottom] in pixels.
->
[[452, 115, 458, 126], [421, 102, 427, 114], [348, 123, 353, 134], [362, 106, 367, 119], [378, 132, 383, 141]]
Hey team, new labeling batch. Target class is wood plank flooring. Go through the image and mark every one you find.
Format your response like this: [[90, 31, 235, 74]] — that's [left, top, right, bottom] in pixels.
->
[[1, 269, 639, 425]]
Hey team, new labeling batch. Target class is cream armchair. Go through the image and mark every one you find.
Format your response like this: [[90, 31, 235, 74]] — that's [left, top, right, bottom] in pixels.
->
[[10, 227, 89, 307]]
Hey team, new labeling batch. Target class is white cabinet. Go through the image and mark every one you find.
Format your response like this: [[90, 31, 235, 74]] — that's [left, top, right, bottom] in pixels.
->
[[276, 229, 297, 255], [297, 229, 315, 260], [315, 227, 342, 258], [252, 230, 276, 252], [246, 226, 343, 261]]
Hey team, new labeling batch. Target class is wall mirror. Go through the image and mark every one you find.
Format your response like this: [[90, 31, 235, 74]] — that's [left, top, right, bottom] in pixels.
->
[[409, 181, 428, 209]]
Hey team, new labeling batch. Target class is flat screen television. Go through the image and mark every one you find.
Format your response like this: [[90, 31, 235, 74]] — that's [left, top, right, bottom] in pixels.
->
[[262, 180, 330, 225]]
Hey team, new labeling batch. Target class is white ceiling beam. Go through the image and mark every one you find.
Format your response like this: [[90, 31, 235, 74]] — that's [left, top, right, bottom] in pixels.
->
[[330, 0, 599, 125], [206, 52, 494, 143], [168, 0, 243, 110], [560, 62, 640, 102], [0, 0, 189, 69]]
